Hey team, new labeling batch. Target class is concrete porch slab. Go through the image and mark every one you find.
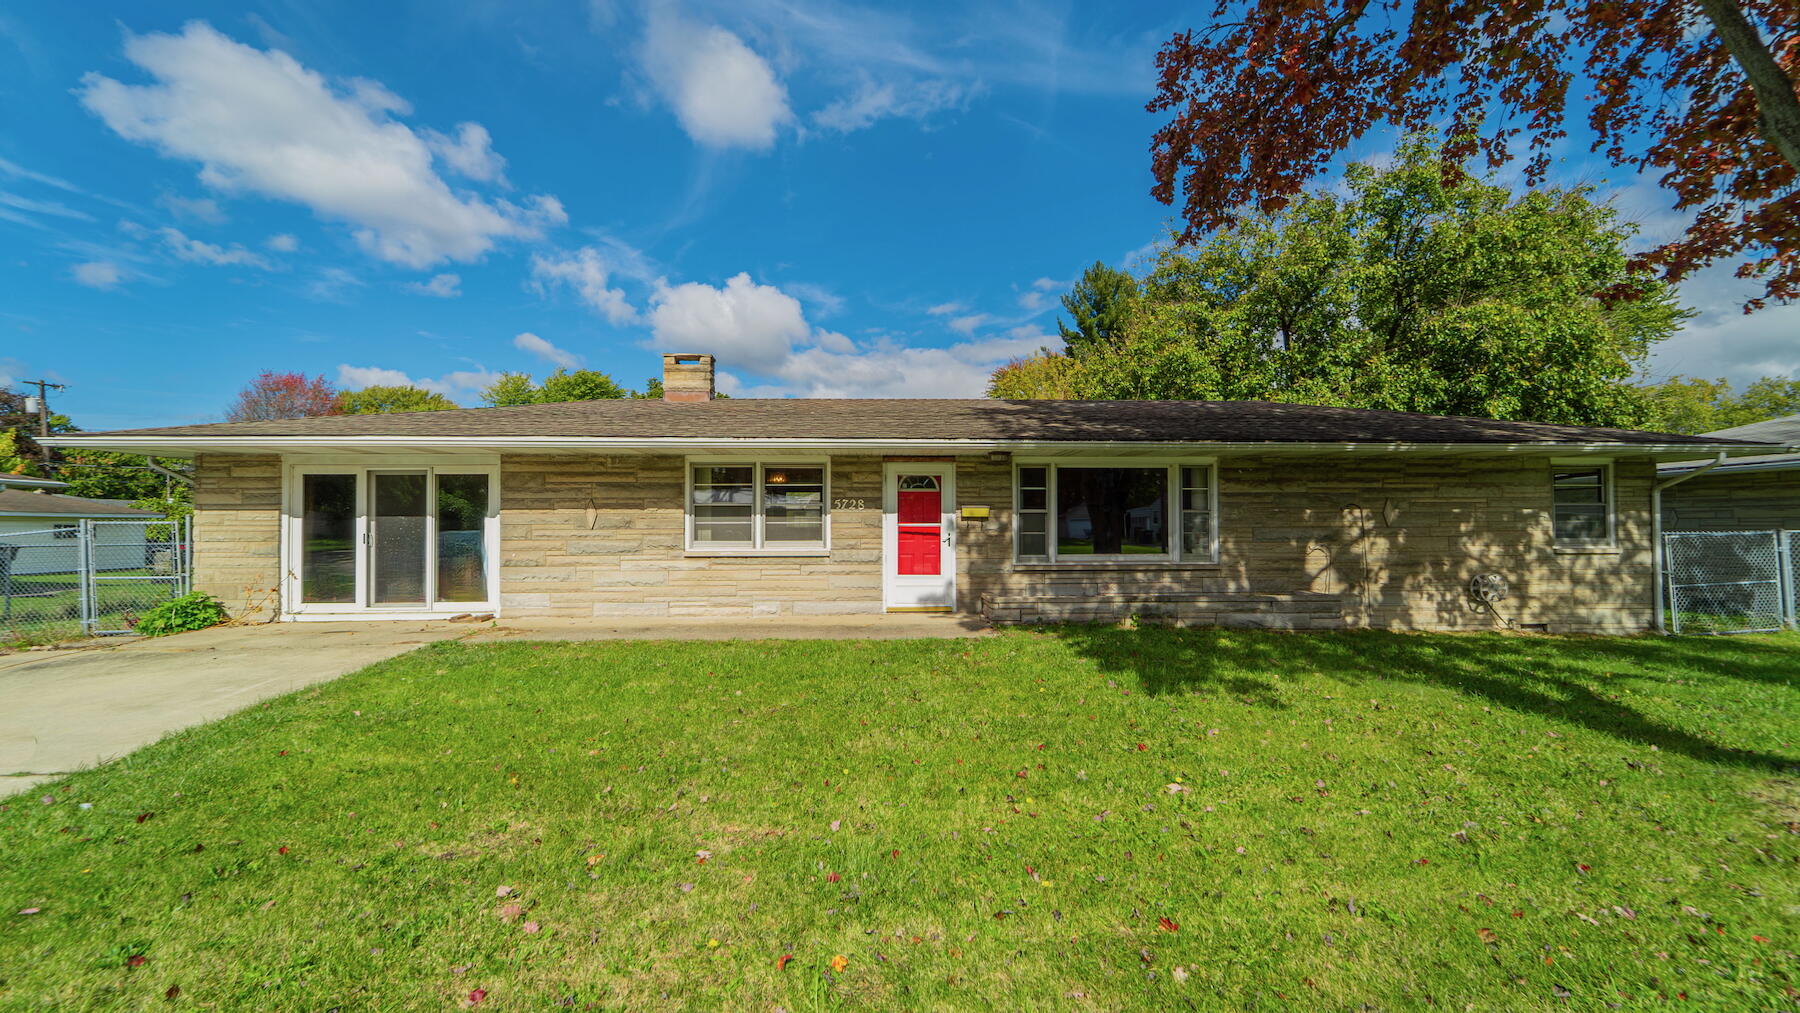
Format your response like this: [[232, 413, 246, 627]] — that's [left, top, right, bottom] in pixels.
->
[[463, 613, 994, 643]]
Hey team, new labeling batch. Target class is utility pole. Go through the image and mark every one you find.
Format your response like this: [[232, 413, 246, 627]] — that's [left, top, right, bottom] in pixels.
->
[[20, 378, 64, 473]]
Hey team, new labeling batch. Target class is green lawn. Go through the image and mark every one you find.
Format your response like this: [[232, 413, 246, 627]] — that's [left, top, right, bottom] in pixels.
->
[[2, 629, 1796, 1010]]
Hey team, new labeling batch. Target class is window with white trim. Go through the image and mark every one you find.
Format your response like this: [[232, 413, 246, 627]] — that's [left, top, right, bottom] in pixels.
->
[[1551, 464, 1613, 547], [688, 462, 827, 551], [1014, 461, 1216, 563]]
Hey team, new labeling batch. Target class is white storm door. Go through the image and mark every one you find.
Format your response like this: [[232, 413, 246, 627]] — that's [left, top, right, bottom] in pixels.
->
[[883, 463, 955, 610]]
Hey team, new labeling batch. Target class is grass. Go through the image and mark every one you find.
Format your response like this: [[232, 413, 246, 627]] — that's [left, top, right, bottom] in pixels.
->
[[1, 627, 1796, 1011]]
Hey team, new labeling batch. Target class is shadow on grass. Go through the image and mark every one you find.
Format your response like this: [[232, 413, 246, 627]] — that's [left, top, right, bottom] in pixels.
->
[[1046, 625, 1800, 774]]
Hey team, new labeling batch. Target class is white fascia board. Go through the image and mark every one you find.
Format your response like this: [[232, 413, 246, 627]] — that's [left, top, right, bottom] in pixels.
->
[[36, 434, 1782, 459]]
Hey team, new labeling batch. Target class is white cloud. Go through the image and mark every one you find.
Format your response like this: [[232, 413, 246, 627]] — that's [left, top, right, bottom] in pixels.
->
[[158, 192, 226, 223], [78, 21, 564, 268], [649, 272, 811, 374], [156, 225, 271, 268], [71, 260, 123, 289], [513, 331, 583, 369], [1646, 262, 1800, 387], [640, 9, 791, 149], [1, 191, 94, 222], [307, 266, 364, 301], [947, 313, 990, 336], [648, 272, 1052, 398], [336, 363, 499, 400], [812, 77, 969, 133], [925, 301, 965, 316], [264, 232, 299, 252], [423, 122, 508, 185], [1016, 278, 1065, 313], [782, 281, 846, 317], [405, 272, 461, 298], [529, 246, 636, 323]]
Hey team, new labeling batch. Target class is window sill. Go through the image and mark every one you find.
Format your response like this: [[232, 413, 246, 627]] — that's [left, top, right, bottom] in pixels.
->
[[1553, 544, 1620, 555], [1010, 560, 1222, 570], [685, 548, 832, 558]]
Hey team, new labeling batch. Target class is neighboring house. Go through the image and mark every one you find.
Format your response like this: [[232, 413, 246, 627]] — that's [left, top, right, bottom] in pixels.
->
[[43, 355, 1785, 633], [0, 474, 163, 576], [1659, 413, 1800, 532]]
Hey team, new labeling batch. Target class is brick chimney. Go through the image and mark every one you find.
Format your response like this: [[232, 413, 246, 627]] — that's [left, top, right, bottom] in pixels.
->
[[661, 353, 714, 402]]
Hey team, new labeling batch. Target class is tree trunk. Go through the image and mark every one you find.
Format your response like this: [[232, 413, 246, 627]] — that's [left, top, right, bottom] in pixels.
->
[[1694, 0, 1800, 170]]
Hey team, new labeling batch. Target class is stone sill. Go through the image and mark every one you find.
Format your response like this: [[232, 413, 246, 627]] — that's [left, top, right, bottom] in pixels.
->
[[684, 549, 832, 558], [1009, 561, 1224, 571]]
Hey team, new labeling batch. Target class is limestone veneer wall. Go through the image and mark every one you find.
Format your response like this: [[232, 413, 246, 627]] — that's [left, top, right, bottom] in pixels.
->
[[1661, 469, 1800, 532], [954, 454, 1658, 634], [186, 450, 1657, 632], [499, 454, 886, 618], [190, 453, 282, 620]]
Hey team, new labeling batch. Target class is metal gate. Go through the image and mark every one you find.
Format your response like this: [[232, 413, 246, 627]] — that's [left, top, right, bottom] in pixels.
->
[[1663, 530, 1792, 635], [0, 516, 190, 642]]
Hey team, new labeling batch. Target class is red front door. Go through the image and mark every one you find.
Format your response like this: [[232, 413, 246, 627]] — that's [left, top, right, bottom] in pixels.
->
[[896, 476, 942, 575]]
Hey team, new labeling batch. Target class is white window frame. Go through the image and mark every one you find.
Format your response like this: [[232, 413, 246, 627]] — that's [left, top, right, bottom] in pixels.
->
[[1549, 458, 1616, 551], [1013, 457, 1218, 565], [684, 457, 831, 556], [280, 456, 500, 619]]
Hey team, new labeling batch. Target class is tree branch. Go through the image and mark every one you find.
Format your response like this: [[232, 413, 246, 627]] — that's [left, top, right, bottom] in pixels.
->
[[1693, 0, 1800, 170]]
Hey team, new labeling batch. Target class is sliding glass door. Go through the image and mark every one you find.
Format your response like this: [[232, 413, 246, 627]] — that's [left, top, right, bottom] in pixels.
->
[[288, 463, 496, 615]]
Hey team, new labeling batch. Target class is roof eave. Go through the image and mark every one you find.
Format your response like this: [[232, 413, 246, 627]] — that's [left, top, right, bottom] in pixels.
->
[[37, 433, 1781, 460]]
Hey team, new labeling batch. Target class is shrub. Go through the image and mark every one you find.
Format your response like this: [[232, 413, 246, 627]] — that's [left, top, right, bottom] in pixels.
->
[[132, 592, 229, 637]]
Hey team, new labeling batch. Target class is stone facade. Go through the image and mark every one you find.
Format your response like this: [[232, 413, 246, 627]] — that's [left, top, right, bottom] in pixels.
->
[[188, 450, 1659, 633], [954, 454, 1657, 634], [190, 453, 283, 620], [498, 454, 886, 618], [1661, 469, 1800, 532]]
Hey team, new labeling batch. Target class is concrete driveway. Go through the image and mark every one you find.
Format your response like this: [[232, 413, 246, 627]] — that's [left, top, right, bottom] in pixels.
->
[[0, 622, 468, 797]]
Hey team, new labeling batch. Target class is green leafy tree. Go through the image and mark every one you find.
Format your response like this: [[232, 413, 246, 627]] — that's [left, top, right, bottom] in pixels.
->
[[538, 369, 627, 402], [1641, 375, 1800, 433], [1057, 262, 1141, 354], [479, 372, 538, 407], [337, 385, 458, 414], [480, 368, 658, 406], [994, 136, 1688, 428]]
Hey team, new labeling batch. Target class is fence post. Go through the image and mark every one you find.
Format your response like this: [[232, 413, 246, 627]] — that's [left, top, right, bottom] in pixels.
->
[[77, 519, 94, 635], [1781, 529, 1796, 628]]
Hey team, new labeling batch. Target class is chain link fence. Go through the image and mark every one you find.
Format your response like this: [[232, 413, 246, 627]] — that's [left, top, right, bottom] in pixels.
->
[[1663, 529, 1795, 635], [0, 517, 190, 645]]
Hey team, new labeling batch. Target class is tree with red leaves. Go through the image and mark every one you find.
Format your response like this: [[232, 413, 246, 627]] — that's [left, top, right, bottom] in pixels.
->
[[1147, 1, 1800, 310], [225, 371, 342, 422]]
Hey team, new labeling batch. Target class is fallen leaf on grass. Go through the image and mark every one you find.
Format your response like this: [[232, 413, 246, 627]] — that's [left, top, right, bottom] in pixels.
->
[[126, 954, 147, 967], [468, 988, 487, 1005], [165, 985, 180, 999], [1477, 928, 1497, 944], [16, 908, 39, 916], [495, 885, 514, 897], [776, 954, 794, 970], [830, 954, 848, 972], [260, 900, 276, 910], [1158, 917, 1180, 933], [522, 921, 540, 934], [497, 904, 523, 923], [136, 813, 153, 824]]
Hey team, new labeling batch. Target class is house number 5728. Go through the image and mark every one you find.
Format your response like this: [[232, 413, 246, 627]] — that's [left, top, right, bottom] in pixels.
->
[[833, 498, 866, 510]]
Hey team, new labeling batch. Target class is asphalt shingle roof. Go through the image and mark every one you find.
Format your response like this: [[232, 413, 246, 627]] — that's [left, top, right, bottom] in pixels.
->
[[66, 399, 1772, 446], [0, 489, 161, 518]]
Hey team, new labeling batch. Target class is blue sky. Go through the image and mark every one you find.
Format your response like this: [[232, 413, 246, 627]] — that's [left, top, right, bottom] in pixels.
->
[[1, 2, 1794, 430]]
